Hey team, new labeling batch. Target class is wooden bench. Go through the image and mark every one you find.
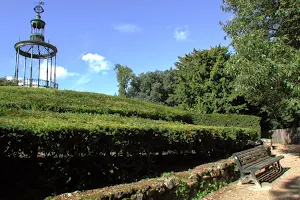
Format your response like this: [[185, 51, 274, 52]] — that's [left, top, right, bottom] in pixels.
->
[[233, 145, 284, 187]]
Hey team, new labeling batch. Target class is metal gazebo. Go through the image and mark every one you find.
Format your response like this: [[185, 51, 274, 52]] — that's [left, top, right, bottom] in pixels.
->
[[14, 2, 58, 89]]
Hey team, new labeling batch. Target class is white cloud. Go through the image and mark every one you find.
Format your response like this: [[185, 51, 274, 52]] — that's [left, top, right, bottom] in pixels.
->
[[113, 24, 141, 33], [74, 75, 91, 86], [39, 61, 79, 80], [68, 53, 113, 90], [5, 76, 13, 80], [81, 53, 112, 73], [174, 26, 190, 41]]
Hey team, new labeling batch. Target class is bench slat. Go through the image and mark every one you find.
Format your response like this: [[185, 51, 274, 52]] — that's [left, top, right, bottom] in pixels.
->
[[236, 147, 266, 159], [235, 145, 265, 156], [244, 156, 284, 171], [240, 153, 268, 165], [240, 151, 268, 161], [242, 156, 270, 169], [237, 147, 269, 167]]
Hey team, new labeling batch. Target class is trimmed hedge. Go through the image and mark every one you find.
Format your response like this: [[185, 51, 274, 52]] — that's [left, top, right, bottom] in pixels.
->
[[0, 86, 261, 129], [193, 113, 261, 131], [0, 86, 192, 123], [0, 109, 260, 158], [0, 86, 261, 199]]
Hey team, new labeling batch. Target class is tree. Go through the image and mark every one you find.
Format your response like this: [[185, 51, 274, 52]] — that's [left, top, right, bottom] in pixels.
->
[[127, 68, 178, 106], [174, 45, 250, 114], [114, 64, 134, 97], [0, 77, 18, 86], [221, 0, 300, 129]]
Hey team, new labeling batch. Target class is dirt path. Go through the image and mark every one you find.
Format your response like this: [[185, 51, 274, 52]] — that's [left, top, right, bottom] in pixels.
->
[[204, 144, 300, 200]]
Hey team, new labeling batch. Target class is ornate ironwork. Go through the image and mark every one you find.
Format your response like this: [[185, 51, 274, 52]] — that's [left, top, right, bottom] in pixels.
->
[[13, 2, 58, 89], [34, 5, 44, 14], [15, 41, 57, 59], [34, 1, 45, 14], [17, 78, 58, 89]]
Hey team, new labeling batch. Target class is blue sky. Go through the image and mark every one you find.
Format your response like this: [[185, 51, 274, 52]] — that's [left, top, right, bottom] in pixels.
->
[[0, 0, 231, 95]]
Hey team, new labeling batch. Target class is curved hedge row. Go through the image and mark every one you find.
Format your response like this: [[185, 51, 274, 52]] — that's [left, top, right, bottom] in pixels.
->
[[0, 87, 261, 129], [0, 87, 260, 199], [0, 109, 259, 158], [0, 86, 192, 123]]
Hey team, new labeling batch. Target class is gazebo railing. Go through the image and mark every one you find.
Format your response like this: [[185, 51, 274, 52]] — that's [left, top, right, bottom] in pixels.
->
[[17, 78, 58, 89]]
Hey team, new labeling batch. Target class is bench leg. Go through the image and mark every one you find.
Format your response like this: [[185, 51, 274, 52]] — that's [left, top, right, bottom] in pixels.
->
[[276, 161, 283, 172], [237, 170, 245, 185], [250, 172, 261, 188], [237, 178, 244, 185], [237, 172, 251, 185]]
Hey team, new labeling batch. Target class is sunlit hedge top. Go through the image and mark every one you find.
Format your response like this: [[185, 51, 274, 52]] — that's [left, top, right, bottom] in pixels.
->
[[0, 86, 261, 130]]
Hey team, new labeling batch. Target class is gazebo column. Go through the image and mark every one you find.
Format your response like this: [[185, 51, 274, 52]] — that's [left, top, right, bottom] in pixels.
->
[[50, 57, 53, 88], [54, 56, 57, 88], [14, 48, 20, 81], [14, 51, 17, 79], [30, 46, 33, 87], [46, 58, 49, 87], [23, 57, 27, 86], [38, 56, 41, 87]]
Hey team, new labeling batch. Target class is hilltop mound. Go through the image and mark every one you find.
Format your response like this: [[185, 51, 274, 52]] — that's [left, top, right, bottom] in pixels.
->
[[0, 86, 260, 129]]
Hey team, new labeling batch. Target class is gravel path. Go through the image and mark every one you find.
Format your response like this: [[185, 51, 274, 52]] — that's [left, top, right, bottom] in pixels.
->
[[204, 144, 300, 200]]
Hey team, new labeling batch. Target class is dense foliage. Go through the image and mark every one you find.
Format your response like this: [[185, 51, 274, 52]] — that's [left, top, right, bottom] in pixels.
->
[[127, 68, 178, 106], [0, 86, 261, 129], [221, 0, 300, 129], [0, 86, 191, 122], [114, 64, 134, 97], [193, 113, 261, 131], [0, 109, 259, 159], [0, 104, 259, 199], [174, 45, 250, 114], [0, 85, 260, 199]]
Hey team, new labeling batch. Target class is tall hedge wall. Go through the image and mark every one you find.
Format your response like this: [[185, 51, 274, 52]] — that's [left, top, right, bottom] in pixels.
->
[[0, 109, 259, 158], [0, 87, 261, 199]]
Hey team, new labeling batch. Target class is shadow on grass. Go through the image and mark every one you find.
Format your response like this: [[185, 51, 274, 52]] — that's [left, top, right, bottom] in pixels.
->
[[270, 176, 300, 200]]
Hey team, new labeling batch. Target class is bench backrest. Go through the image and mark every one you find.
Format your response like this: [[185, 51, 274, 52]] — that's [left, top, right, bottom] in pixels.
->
[[233, 145, 269, 169]]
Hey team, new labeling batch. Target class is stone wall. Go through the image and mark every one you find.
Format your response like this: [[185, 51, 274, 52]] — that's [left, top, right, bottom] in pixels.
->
[[53, 158, 239, 200]]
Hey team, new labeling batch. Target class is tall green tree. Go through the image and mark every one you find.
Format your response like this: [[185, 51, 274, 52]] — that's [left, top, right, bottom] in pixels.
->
[[127, 68, 178, 106], [114, 64, 134, 97], [221, 0, 300, 128], [174, 45, 250, 114]]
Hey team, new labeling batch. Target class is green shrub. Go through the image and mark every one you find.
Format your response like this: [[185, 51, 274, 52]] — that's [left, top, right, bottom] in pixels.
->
[[0, 86, 192, 123], [0, 109, 259, 158], [192, 113, 261, 130], [0, 87, 261, 130], [0, 87, 261, 199]]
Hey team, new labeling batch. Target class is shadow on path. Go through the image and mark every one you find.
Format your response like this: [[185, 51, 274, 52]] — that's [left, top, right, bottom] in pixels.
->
[[270, 176, 300, 200], [258, 167, 290, 183], [273, 145, 300, 157]]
